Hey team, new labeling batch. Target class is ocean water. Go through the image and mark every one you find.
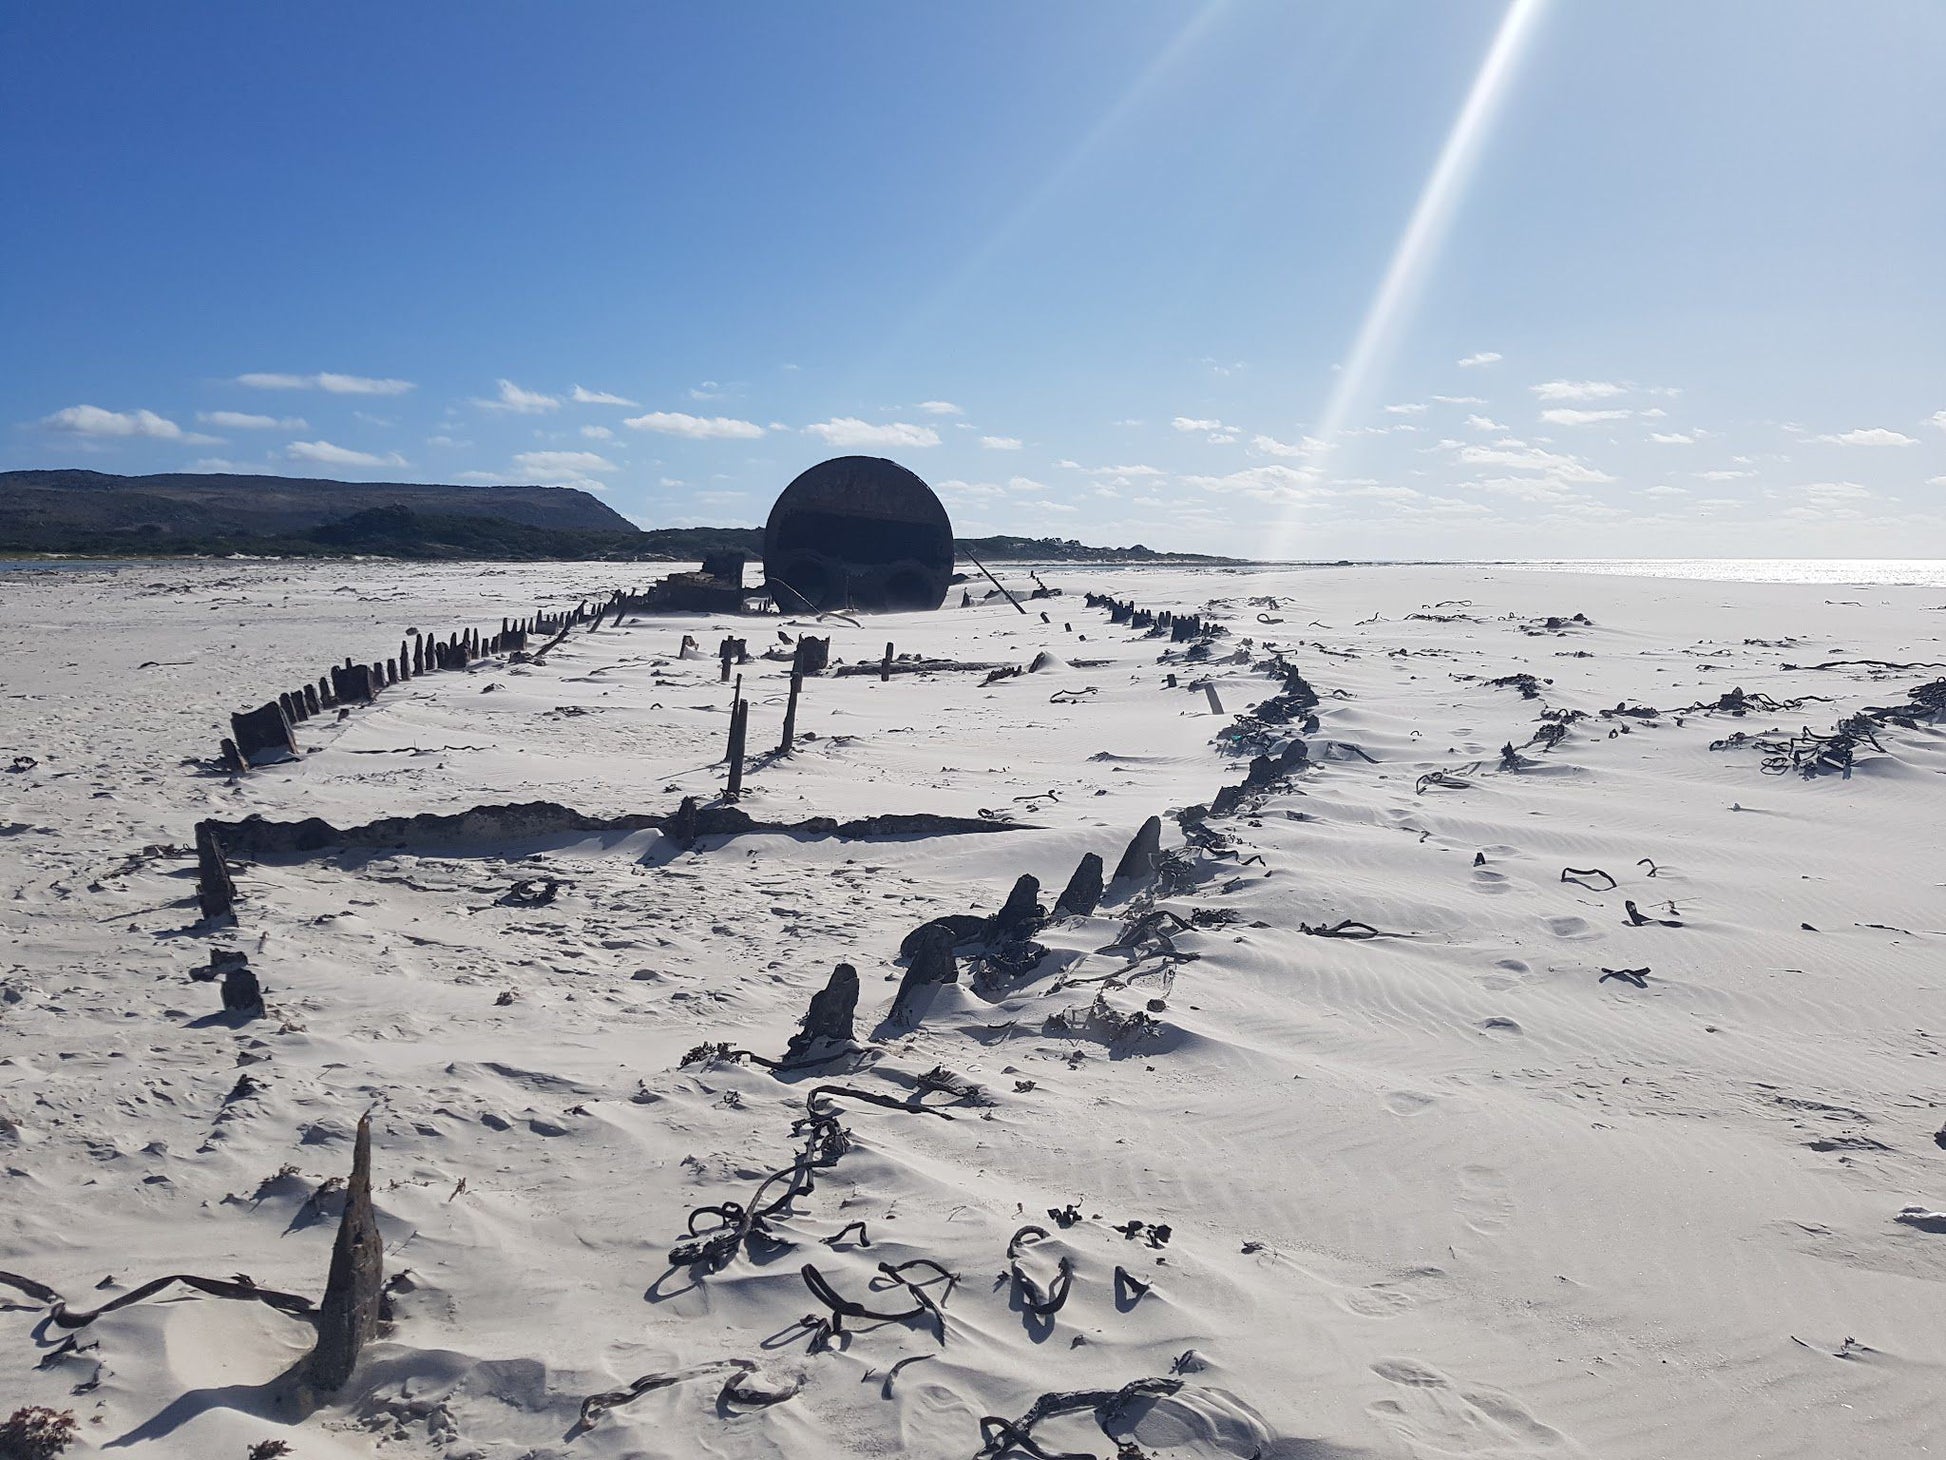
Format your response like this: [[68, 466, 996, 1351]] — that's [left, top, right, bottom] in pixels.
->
[[1486, 559, 1946, 589], [5, 555, 1944, 590]]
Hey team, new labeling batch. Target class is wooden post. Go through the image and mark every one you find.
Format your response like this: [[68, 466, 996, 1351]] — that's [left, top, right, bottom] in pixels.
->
[[306, 1113, 382, 1393], [780, 660, 803, 753], [719, 638, 734, 682], [881, 642, 894, 682], [195, 821, 237, 923], [725, 696, 749, 798]]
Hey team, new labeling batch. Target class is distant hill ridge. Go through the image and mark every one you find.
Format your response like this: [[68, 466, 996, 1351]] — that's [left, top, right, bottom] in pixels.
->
[[0, 469, 1233, 563]]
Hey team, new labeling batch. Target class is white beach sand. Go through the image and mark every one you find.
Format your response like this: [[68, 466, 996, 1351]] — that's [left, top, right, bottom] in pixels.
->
[[2, 559, 1943, 1459]]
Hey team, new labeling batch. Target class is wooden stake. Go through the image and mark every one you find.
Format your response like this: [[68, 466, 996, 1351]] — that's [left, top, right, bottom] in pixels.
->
[[726, 697, 749, 798], [780, 659, 803, 753]]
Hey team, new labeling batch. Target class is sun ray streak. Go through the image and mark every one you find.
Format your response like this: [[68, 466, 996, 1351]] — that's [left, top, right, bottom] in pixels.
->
[[1271, 0, 1551, 559]]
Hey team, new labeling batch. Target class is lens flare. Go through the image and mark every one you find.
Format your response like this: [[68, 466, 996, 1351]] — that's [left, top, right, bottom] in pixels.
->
[[1269, 0, 1551, 560]]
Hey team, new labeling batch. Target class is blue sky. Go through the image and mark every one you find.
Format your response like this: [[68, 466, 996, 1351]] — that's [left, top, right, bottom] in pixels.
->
[[4, 1, 1942, 557]]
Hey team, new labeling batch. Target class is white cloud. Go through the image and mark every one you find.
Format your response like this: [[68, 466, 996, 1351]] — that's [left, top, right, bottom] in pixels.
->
[[41, 404, 214, 441], [1432, 394, 1486, 405], [937, 478, 1008, 502], [476, 379, 560, 413], [286, 440, 407, 468], [237, 372, 413, 395], [1645, 484, 1687, 497], [1457, 352, 1502, 368], [571, 385, 640, 407], [1531, 380, 1627, 402], [1697, 469, 1755, 481], [1540, 407, 1632, 426], [1649, 432, 1695, 444], [1464, 414, 1506, 432], [513, 450, 619, 482], [686, 381, 729, 402], [1929, 410, 1946, 432], [581, 425, 615, 441], [625, 411, 766, 440], [917, 400, 964, 416], [187, 457, 255, 473], [1250, 433, 1326, 459], [1385, 402, 1429, 415], [980, 435, 1022, 450], [802, 417, 939, 448], [1811, 427, 1917, 446], [1456, 442, 1613, 483], [1179, 464, 1321, 502], [1797, 480, 1873, 503], [1172, 416, 1224, 433], [1060, 460, 1166, 478], [197, 410, 306, 430]]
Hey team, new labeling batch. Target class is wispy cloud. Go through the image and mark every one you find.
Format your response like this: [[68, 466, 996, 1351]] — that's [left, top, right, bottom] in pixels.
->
[[1432, 394, 1486, 405], [917, 400, 964, 416], [41, 404, 216, 442], [1810, 427, 1917, 446], [476, 379, 559, 413], [198, 410, 307, 430], [1384, 402, 1429, 415], [1464, 414, 1506, 431], [1697, 468, 1755, 481], [1179, 464, 1322, 502], [1457, 351, 1502, 368], [1930, 410, 1946, 432], [802, 417, 940, 448], [980, 435, 1022, 450], [626, 410, 765, 440], [571, 385, 640, 407], [238, 372, 414, 395], [581, 425, 615, 441], [1172, 416, 1224, 432], [286, 440, 407, 467], [1250, 433, 1326, 459], [1531, 379, 1626, 401], [1540, 407, 1631, 426], [513, 449, 619, 482], [1456, 440, 1613, 483]]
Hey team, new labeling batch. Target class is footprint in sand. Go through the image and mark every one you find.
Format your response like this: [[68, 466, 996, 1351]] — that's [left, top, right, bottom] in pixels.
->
[[1455, 1164, 1513, 1236], [1543, 914, 1597, 940], [1479, 957, 1531, 991], [1471, 868, 1512, 895], [1369, 1358, 1572, 1455], [1386, 1090, 1437, 1116], [1340, 1266, 1446, 1317]]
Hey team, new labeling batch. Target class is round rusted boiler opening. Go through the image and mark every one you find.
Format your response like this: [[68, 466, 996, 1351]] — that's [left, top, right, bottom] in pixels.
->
[[762, 456, 954, 614]]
